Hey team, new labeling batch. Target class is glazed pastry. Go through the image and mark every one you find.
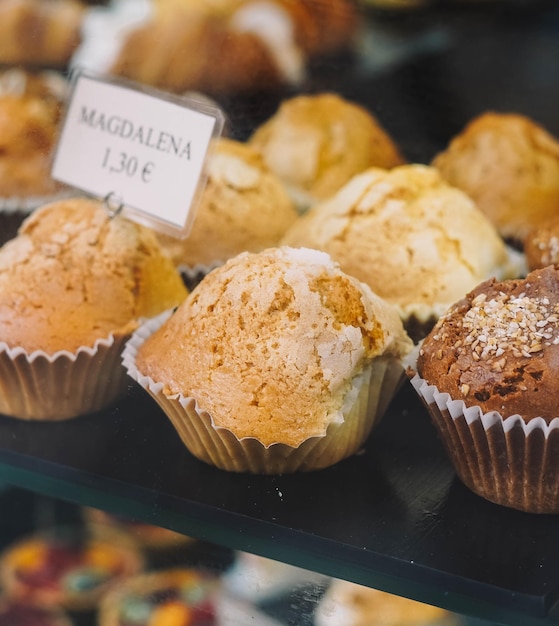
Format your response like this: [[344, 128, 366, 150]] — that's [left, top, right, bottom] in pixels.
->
[[0, 527, 143, 611], [98, 568, 220, 626]]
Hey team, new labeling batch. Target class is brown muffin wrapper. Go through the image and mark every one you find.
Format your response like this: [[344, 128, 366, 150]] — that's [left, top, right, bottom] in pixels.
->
[[410, 374, 559, 514], [0, 334, 131, 421], [123, 312, 406, 474]]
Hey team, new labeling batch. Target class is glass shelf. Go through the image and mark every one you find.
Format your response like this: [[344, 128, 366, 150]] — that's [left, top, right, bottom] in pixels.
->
[[0, 383, 559, 626]]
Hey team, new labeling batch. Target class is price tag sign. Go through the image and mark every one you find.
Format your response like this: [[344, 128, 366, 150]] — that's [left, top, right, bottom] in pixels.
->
[[52, 71, 224, 236]]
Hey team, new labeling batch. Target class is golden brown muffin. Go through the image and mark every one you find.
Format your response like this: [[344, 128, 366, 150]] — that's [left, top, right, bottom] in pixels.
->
[[282, 164, 518, 340], [0, 198, 187, 354], [524, 215, 559, 270], [125, 246, 413, 473], [433, 112, 559, 245], [0, 69, 66, 199], [0, 197, 187, 420], [0, 0, 85, 68], [412, 265, 559, 513], [250, 93, 405, 209], [156, 138, 298, 268], [316, 580, 454, 626]]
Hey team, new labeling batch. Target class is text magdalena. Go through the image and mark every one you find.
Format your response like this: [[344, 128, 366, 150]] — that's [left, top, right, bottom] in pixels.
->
[[79, 106, 192, 160]]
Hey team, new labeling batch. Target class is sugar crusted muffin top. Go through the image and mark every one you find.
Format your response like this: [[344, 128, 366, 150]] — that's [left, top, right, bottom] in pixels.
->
[[136, 246, 412, 447], [417, 265, 559, 421], [0, 198, 187, 354]]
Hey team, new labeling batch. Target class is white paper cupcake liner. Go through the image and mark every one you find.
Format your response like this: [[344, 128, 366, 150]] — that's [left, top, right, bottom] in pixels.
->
[[410, 374, 559, 514], [0, 333, 131, 420], [123, 311, 406, 474]]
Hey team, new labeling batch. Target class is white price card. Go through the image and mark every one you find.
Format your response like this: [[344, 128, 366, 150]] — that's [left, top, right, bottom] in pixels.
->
[[52, 71, 224, 236]]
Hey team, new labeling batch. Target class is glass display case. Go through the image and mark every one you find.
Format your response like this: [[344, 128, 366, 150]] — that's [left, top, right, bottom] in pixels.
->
[[0, 1, 558, 625]]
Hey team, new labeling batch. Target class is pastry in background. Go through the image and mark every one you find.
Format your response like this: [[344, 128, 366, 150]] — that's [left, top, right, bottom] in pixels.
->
[[432, 111, 559, 246], [0, 197, 187, 420], [0, 526, 144, 611], [98, 568, 221, 626], [0, 67, 71, 246], [72, 0, 359, 96], [0, 599, 74, 626], [83, 507, 195, 550], [250, 93, 405, 210], [281, 164, 522, 341], [124, 246, 413, 474], [411, 265, 559, 513], [224, 552, 327, 602], [0, 0, 86, 69], [523, 215, 559, 271], [315, 579, 455, 626], [156, 138, 298, 270]]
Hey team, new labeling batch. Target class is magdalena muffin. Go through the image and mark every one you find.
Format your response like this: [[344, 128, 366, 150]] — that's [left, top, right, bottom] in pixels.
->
[[412, 265, 559, 513], [155, 138, 298, 271], [433, 111, 559, 246], [0, 0, 86, 69], [123, 246, 413, 474], [0, 197, 187, 420], [249, 93, 405, 209], [0, 526, 144, 612], [0, 67, 72, 245], [281, 164, 521, 341]]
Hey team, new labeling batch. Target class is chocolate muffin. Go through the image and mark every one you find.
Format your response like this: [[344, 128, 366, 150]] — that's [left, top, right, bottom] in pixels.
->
[[412, 265, 559, 513]]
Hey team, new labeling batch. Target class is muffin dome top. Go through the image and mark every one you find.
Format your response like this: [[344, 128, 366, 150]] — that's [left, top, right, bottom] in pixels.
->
[[0, 197, 187, 353], [136, 246, 412, 446], [417, 265, 559, 421]]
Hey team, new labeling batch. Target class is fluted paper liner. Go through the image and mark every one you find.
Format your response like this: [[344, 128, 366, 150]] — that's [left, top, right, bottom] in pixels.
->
[[0, 334, 131, 420], [410, 374, 559, 514], [123, 311, 406, 474]]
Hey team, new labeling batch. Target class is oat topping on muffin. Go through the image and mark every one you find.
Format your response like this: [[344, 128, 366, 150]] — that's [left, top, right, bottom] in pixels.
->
[[418, 265, 559, 420]]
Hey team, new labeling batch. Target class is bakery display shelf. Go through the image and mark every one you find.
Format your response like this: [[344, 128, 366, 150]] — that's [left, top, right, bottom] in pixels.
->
[[0, 4, 557, 626], [0, 383, 558, 626]]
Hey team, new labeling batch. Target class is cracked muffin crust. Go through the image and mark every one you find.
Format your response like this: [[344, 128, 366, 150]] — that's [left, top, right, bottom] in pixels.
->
[[156, 138, 298, 268], [0, 197, 187, 354], [128, 246, 412, 472], [281, 164, 516, 337], [433, 112, 559, 245], [249, 92, 405, 209]]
